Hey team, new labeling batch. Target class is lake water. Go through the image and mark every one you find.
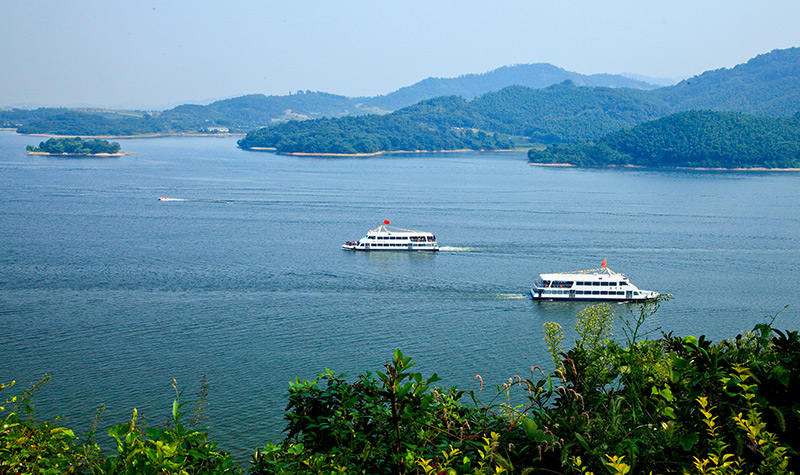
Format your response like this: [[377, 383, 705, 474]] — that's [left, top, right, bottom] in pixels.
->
[[1, 131, 799, 460]]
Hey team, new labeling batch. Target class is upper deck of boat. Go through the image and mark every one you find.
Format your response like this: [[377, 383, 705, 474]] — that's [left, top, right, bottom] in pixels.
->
[[539, 267, 627, 281], [364, 224, 434, 238]]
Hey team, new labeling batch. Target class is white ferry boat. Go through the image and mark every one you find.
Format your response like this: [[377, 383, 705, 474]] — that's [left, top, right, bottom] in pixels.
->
[[342, 222, 439, 252], [530, 264, 659, 302]]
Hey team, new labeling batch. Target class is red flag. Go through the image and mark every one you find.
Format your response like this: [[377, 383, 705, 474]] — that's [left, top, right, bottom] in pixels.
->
[[383, 219, 390, 225], [601, 258, 607, 268]]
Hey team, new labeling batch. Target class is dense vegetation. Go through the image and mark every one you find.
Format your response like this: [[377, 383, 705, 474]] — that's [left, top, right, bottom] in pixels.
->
[[655, 47, 800, 117], [237, 96, 514, 154], [15, 110, 167, 136], [4, 300, 799, 473], [26, 136, 122, 155], [528, 110, 800, 168]]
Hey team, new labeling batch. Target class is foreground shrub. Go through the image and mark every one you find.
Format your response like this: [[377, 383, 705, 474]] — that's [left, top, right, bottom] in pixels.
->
[[1, 376, 238, 474], [254, 299, 797, 474], [2, 299, 797, 474], [0, 376, 95, 474]]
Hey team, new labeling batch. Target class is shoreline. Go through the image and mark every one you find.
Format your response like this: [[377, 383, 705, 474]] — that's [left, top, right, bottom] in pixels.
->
[[247, 148, 521, 157], [26, 151, 134, 157], [528, 162, 800, 171], [17, 132, 245, 139]]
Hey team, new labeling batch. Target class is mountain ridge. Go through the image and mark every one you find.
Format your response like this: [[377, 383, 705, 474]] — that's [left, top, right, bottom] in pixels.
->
[[2, 63, 660, 135], [237, 47, 800, 154]]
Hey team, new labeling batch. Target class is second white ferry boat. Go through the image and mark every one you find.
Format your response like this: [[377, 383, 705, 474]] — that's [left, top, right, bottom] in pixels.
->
[[342, 221, 439, 252], [530, 262, 659, 302]]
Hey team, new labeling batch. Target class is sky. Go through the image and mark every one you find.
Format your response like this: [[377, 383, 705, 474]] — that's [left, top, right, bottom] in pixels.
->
[[2, 0, 799, 110]]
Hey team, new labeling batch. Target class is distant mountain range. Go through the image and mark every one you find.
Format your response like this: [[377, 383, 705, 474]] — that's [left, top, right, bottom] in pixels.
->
[[4, 46, 800, 162], [2, 64, 660, 136], [357, 63, 659, 111], [237, 47, 800, 155]]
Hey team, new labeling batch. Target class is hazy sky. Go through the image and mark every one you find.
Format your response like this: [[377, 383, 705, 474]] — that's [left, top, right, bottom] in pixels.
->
[[2, 0, 799, 110]]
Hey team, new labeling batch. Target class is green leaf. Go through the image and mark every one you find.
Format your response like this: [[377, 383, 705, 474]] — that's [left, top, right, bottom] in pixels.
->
[[679, 432, 700, 451], [771, 364, 791, 387], [574, 432, 591, 451]]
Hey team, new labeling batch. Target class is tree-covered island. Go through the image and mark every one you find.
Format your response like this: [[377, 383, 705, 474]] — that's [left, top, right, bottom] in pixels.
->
[[26, 137, 125, 156], [528, 110, 800, 169]]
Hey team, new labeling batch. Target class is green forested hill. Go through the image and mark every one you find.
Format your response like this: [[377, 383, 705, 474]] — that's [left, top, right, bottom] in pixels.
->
[[656, 47, 800, 116], [15, 110, 167, 136], [237, 96, 513, 154], [527, 110, 800, 168], [469, 83, 669, 141], [238, 83, 670, 153]]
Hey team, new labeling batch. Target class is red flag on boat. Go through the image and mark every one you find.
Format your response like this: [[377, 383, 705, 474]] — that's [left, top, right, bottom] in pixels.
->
[[383, 219, 390, 225], [601, 258, 607, 268]]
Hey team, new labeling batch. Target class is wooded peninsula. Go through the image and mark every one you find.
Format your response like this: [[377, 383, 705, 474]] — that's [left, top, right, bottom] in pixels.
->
[[528, 111, 800, 169]]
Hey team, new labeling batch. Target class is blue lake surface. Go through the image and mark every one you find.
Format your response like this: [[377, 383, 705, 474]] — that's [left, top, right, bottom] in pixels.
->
[[1, 131, 799, 459]]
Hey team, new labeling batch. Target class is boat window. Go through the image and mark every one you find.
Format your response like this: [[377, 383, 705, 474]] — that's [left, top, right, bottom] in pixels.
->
[[592, 282, 600, 286], [592, 290, 600, 295], [601, 291, 608, 295]]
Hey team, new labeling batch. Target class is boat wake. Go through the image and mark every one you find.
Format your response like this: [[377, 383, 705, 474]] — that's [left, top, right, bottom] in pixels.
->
[[158, 197, 232, 203], [491, 293, 529, 300], [439, 246, 481, 252]]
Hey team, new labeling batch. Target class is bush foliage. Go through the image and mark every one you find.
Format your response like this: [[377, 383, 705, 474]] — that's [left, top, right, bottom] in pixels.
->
[[3, 299, 798, 474]]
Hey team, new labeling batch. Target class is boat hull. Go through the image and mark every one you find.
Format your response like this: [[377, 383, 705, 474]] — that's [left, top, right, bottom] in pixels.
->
[[341, 244, 439, 252], [530, 288, 659, 302]]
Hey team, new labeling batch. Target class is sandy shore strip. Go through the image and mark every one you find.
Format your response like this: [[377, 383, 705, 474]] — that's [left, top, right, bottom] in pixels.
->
[[528, 162, 576, 167], [249, 148, 521, 157], [529, 162, 800, 171]]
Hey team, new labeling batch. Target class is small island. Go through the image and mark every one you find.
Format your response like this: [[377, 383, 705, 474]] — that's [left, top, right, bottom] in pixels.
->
[[26, 137, 127, 157]]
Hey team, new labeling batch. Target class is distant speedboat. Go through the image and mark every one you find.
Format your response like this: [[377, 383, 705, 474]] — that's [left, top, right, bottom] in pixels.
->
[[342, 221, 439, 251], [530, 262, 659, 301]]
